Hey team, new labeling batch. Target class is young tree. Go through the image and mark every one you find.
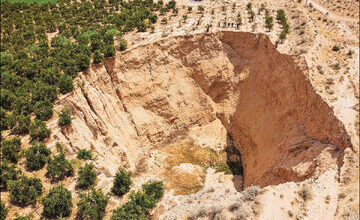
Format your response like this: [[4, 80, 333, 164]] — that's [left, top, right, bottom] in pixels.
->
[[119, 38, 127, 51], [29, 120, 51, 141], [111, 168, 132, 197], [103, 45, 116, 57], [0, 201, 8, 220], [77, 188, 109, 219], [265, 16, 274, 31], [77, 163, 97, 189], [58, 107, 72, 127], [25, 142, 51, 171], [7, 176, 43, 206], [42, 184, 73, 218], [1, 137, 21, 163]]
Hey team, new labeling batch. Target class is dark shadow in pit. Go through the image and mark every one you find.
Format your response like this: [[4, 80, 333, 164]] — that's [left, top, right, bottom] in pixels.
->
[[226, 133, 244, 192]]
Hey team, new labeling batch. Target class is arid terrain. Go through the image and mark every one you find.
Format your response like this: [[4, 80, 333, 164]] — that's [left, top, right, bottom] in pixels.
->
[[1, 0, 359, 219]]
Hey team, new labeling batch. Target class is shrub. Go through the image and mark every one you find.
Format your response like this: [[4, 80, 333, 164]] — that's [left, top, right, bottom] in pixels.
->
[[77, 163, 97, 189], [103, 45, 116, 58], [111, 168, 132, 197], [7, 176, 43, 206], [0, 162, 22, 188], [276, 9, 286, 23], [29, 120, 51, 141], [299, 184, 312, 201], [111, 180, 164, 220], [25, 142, 51, 171], [77, 149, 93, 160], [0, 201, 8, 220], [77, 188, 109, 219], [34, 100, 53, 121], [42, 184, 73, 218], [265, 16, 274, 31], [119, 38, 127, 51], [187, 6, 192, 13], [1, 137, 21, 163], [58, 107, 72, 127], [13, 214, 34, 220], [332, 45, 340, 51], [47, 143, 74, 180], [242, 185, 261, 201]]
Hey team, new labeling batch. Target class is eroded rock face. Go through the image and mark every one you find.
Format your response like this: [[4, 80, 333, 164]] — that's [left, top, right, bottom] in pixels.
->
[[56, 31, 352, 191]]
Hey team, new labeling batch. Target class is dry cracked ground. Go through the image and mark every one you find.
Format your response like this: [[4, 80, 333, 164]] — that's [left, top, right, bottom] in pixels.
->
[[3, 0, 359, 219]]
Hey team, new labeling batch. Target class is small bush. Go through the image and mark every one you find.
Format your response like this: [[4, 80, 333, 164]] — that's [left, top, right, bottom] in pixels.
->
[[42, 184, 73, 218], [299, 184, 312, 201], [142, 180, 164, 201], [47, 143, 74, 180], [111, 168, 132, 197], [13, 214, 34, 220], [7, 176, 43, 206], [242, 185, 261, 201], [332, 45, 340, 51], [0, 201, 8, 220], [25, 142, 51, 171], [93, 50, 104, 64], [103, 45, 116, 57], [0, 162, 22, 188], [77, 163, 97, 189], [1, 137, 21, 163], [77, 149, 93, 160], [119, 38, 127, 51], [77, 188, 109, 219], [58, 107, 72, 127], [29, 120, 51, 141]]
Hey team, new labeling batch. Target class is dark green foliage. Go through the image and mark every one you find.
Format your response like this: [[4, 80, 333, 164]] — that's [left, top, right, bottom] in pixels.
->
[[77, 188, 109, 220], [41, 184, 73, 218], [77, 149, 93, 160], [12, 114, 31, 135], [58, 107, 72, 127], [111, 180, 164, 220], [7, 176, 43, 206], [25, 142, 51, 171], [77, 163, 97, 189], [265, 15, 274, 31], [47, 143, 74, 180], [93, 50, 104, 64], [58, 74, 74, 94], [111, 168, 132, 197], [29, 120, 51, 141], [34, 100, 53, 121], [0, 201, 7, 220], [1, 137, 21, 163], [276, 9, 286, 23], [0, 162, 22, 188]]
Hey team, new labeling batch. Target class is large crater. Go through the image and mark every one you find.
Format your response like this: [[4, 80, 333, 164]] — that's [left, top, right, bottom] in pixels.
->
[[63, 31, 352, 189]]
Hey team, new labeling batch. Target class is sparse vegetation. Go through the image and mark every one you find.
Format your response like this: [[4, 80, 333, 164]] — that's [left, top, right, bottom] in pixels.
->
[[77, 163, 97, 189], [7, 176, 43, 206], [112, 168, 132, 197], [42, 184, 73, 218], [77, 188, 109, 220]]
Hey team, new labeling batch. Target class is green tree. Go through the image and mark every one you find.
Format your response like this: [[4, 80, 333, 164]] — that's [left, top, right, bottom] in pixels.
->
[[58, 107, 72, 127], [77, 163, 97, 189], [47, 143, 74, 180], [42, 184, 73, 218], [103, 45, 116, 57], [77, 188, 109, 220], [25, 142, 51, 171], [0, 162, 22, 188], [1, 137, 21, 163], [77, 149, 93, 160], [58, 74, 74, 94], [34, 100, 53, 121], [93, 49, 104, 64], [119, 38, 127, 51], [7, 176, 43, 206], [265, 16, 274, 31], [29, 120, 51, 141], [111, 168, 132, 197]]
